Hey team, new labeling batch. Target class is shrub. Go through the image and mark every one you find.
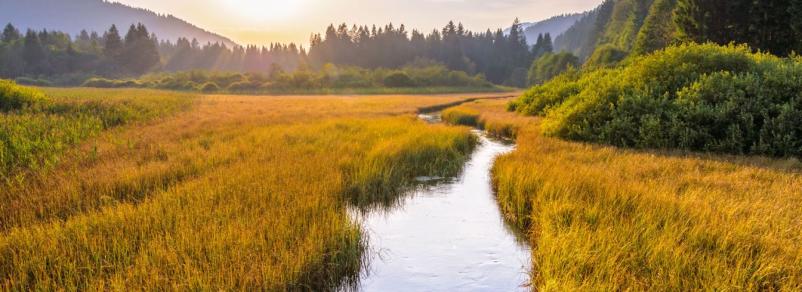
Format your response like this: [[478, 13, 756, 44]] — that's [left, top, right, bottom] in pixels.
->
[[183, 81, 198, 90], [383, 72, 415, 87], [585, 44, 629, 69], [81, 78, 119, 88], [514, 43, 802, 157], [14, 77, 52, 87], [119, 80, 142, 88], [0, 80, 48, 112], [528, 52, 580, 85], [198, 82, 220, 93], [78, 65, 500, 93], [227, 80, 262, 92]]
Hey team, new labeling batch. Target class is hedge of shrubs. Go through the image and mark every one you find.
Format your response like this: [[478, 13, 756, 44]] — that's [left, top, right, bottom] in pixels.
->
[[511, 43, 802, 157], [81, 64, 494, 93]]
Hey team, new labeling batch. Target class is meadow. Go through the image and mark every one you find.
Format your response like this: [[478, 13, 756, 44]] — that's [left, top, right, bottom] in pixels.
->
[[445, 98, 802, 290], [0, 83, 499, 290]]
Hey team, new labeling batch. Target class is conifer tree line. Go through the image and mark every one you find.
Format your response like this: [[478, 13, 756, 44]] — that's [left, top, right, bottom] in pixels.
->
[[159, 39, 304, 74], [0, 23, 162, 79], [675, 0, 802, 56], [0, 19, 556, 87], [308, 19, 553, 86], [554, 0, 802, 66], [0, 22, 306, 83]]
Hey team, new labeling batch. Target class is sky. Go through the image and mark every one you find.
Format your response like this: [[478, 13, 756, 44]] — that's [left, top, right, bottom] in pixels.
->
[[115, 0, 603, 46]]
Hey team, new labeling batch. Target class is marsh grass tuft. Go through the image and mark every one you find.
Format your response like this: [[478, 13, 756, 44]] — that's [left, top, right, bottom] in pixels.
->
[[457, 98, 802, 290]]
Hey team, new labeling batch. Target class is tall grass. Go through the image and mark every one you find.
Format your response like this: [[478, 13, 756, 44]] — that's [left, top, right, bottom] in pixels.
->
[[441, 100, 533, 140], [0, 91, 479, 289], [0, 83, 196, 185], [456, 99, 802, 290]]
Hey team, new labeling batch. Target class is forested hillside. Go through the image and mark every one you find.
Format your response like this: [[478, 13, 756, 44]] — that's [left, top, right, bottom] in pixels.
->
[[554, 0, 664, 63], [1, 0, 235, 47], [555, 0, 802, 66], [514, 0, 802, 158]]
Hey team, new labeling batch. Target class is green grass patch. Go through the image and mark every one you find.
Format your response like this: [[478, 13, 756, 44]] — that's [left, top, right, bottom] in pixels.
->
[[0, 82, 196, 182]]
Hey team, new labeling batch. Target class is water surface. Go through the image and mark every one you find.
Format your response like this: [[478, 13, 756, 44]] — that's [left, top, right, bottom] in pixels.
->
[[353, 129, 531, 291]]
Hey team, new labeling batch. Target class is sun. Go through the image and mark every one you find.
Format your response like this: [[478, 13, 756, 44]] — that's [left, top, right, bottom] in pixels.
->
[[223, 0, 304, 23]]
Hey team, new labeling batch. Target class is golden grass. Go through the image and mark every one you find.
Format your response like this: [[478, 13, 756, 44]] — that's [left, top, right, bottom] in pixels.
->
[[441, 99, 535, 140], [0, 90, 496, 290], [455, 99, 802, 290]]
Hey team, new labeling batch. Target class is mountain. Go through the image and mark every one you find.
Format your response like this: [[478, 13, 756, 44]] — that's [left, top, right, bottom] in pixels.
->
[[506, 13, 586, 45], [0, 0, 237, 47]]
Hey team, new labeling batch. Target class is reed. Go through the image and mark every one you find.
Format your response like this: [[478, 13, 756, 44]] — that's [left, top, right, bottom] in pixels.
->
[[0, 89, 481, 290], [455, 99, 802, 290]]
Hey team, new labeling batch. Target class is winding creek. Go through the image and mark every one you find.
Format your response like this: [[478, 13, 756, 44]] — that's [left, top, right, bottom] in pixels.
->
[[349, 113, 531, 291]]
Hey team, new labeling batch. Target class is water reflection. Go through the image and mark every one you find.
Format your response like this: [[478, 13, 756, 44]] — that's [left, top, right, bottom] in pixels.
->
[[350, 133, 531, 291]]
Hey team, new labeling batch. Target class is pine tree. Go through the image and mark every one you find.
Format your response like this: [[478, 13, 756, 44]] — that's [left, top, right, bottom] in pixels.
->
[[749, 0, 795, 55], [675, 0, 795, 55], [508, 18, 527, 52], [119, 23, 160, 74], [532, 34, 544, 53], [2, 24, 20, 43], [103, 24, 122, 59], [124, 24, 138, 47], [791, 0, 802, 51], [542, 33, 554, 54], [23, 30, 46, 74]]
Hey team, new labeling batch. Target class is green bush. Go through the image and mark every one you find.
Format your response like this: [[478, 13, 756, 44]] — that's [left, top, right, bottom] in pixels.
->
[[88, 65, 496, 93], [82, 78, 127, 88], [383, 72, 416, 87], [227, 80, 262, 92], [585, 44, 629, 68], [0, 80, 49, 112], [528, 52, 580, 85], [198, 82, 220, 93], [513, 43, 802, 157], [14, 77, 53, 87]]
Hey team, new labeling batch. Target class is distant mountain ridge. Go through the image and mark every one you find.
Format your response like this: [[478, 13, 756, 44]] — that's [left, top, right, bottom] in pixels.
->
[[506, 13, 586, 45], [0, 0, 237, 47]]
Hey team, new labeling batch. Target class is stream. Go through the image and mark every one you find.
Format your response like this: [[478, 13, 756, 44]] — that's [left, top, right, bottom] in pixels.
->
[[350, 113, 531, 291]]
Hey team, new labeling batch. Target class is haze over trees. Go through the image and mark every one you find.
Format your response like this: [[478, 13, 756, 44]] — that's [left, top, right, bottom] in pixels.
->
[[308, 20, 534, 86], [507, 13, 586, 46], [1, 0, 235, 47], [1, 18, 544, 88], [0, 23, 306, 83]]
